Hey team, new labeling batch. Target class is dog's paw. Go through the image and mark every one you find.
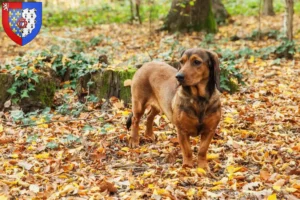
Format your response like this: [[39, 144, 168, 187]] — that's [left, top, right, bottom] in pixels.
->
[[144, 133, 156, 142], [182, 163, 193, 168], [197, 160, 209, 170], [128, 137, 139, 148], [182, 160, 194, 168]]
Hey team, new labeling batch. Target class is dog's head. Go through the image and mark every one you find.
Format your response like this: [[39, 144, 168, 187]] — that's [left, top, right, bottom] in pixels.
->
[[176, 48, 221, 93]]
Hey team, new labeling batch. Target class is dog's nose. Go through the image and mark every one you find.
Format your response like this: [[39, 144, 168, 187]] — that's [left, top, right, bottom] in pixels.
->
[[175, 72, 185, 82]]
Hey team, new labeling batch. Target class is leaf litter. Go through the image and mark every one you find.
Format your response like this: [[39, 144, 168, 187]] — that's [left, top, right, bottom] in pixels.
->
[[0, 15, 299, 199]]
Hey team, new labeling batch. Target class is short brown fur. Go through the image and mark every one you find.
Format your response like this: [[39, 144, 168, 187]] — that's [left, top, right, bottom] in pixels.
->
[[128, 48, 221, 168]]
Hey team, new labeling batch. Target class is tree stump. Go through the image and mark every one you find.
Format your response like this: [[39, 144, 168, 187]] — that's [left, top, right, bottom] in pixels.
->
[[0, 69, 59, 112], [164, 0, 217, 33], [76, 68, 136, 104], [0, 73, 14, 110]]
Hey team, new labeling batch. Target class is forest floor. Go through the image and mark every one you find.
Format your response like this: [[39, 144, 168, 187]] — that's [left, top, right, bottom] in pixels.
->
[[0, 15, 300, 199]]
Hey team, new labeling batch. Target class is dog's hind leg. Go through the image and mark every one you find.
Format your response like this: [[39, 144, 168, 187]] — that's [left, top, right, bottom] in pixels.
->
[[145, 106, 160, 141], [129, 100, 146, 148]]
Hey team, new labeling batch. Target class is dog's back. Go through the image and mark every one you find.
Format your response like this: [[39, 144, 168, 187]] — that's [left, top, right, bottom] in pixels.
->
[[131, 61, 178, 121]]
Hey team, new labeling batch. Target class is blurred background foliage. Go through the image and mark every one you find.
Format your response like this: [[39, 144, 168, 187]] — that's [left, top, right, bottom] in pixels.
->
[[25, 0, 300, 27]]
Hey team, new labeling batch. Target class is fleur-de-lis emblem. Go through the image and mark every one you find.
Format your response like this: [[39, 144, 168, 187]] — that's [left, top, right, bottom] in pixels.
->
[[16, 11, 21, 17], [3, 3, 9, 11]]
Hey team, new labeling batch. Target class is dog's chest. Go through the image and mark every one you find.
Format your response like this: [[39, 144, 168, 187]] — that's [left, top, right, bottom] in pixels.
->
[[172, 96, 207, 136]]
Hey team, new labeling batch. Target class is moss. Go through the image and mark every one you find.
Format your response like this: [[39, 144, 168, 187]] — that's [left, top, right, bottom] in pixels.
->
[[0, 73, 14, 109], [195, 1, 217, 33], [117, 68, 136, 103], [87, 68, 136, 102], [35, 79, 57, 107], [92, 70, 112, 100]]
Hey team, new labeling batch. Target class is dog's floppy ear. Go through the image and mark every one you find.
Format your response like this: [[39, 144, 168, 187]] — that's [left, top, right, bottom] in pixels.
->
[[206, 50, 221, 91]]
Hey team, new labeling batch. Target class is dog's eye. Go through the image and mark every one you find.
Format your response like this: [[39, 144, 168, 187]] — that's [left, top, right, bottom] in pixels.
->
[[180, 60, 184, 65], [194, 60, 201, 65]]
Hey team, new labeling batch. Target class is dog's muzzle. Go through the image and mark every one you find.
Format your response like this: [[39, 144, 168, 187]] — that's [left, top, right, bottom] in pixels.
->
[[175, 72, 185, 83]]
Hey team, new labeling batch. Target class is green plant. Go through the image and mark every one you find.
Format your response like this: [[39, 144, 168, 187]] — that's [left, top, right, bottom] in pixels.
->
[[215, 48, 245, 93], [3, 56, 42, 104]]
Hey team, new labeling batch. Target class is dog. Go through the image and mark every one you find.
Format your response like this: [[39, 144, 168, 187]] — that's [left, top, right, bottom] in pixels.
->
[[126, 48, 221, 168]]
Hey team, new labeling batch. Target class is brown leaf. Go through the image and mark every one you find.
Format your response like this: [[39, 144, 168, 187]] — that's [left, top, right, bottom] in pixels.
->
[[0, 137, 15, 144], [288, 168, 300, 175], [170, 137, 179, 144], [98, 180, 117, 193], [260, 170, 271, 181]]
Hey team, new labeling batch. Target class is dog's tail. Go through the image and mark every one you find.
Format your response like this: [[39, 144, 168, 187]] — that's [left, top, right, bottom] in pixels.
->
[[126, 113, 133, 130]]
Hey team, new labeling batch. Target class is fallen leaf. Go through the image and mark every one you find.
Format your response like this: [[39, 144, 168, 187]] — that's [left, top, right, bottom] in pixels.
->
[[98, 180, 117, 193], [29, 184, 40, 193], [35, 152, 49, 159], [124, 79, 132, 86], [267, 193, 277, 200]]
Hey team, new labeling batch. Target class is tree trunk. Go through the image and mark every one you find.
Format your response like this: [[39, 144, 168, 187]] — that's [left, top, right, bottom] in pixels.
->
[[212, 0, 230, 24], [284, 0, 293, 41], [164, 0, 217, 33], [263, 0, 275, 16]]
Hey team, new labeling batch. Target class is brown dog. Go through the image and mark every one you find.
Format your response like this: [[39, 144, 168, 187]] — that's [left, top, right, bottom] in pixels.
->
[[126, 48, 221, 168]]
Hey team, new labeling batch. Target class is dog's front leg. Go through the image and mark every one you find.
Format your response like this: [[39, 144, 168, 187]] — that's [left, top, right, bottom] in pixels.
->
[[197, 130, 215, 169], [129, 115, 141, 148], [178, 130, 193, 167], [197, 111, 221, 169]]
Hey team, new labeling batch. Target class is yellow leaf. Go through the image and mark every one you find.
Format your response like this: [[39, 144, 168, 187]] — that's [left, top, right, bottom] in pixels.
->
[[15, 66, 22, 70], [224, 117, 235, 124], [130, 184, 135, 189], [227, 165, 242, 174], [197, 189, 203, 197], [148, 184, 154, 189], [157, 189, 168, 195], [0, 195, 8, 200], [27, 145, 35, 150], [143, 170, 154, 178], [248, 56, 255, 64], [273, 179, 285, 187], [121, 147, 129, 152], [267, 193, 277, 200], [211, 185, 223, 191], [196, 167, 207, 175], [35, 152, 49, 159], [207, 153, 219, 160], [187, 188, 196, 197], [124, 79, 132, 87], [11, 153, 18, 158], [63, 81, 71, 85], [0, 124, 3, 133], [36, 55, 46, 60], [57, 151, 63, 159], [286, 187, 297, 193], [37, 118, 48, 128], [90, 186, 100, 192], [58, 174, 68, 179], [273, 185, 281, 191], [122, 111, 130, 116]]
